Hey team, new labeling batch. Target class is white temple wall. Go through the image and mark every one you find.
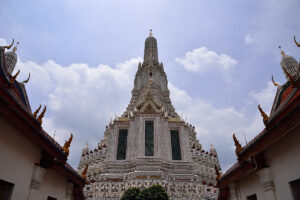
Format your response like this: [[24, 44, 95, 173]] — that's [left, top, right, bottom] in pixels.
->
[[30, 169, 71, 200], [0, 116, 41, 200], [0, 116, 73, 200], [265, 125, 300, 200], [234, 172, 265, 200]]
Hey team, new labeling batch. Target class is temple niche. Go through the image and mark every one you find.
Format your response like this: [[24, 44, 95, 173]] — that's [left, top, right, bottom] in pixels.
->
[[78, 31, 221, 200]]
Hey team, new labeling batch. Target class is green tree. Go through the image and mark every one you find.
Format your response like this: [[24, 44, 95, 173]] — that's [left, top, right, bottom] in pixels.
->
[[121, 187, 141, 200], [138, 184, 169, 200]]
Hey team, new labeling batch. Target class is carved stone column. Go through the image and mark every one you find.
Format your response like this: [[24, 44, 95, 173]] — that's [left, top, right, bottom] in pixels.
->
[[256, 167, 277, 200], [229, 183, 239, 200], [30, 165, 46, 190]]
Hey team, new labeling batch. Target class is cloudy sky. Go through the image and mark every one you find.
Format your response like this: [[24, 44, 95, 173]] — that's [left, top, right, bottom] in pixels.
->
[[1, 0, 300, 171]]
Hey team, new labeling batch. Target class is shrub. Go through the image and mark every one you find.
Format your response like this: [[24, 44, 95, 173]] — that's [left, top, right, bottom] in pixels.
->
[[121, 187, 141, 200], [138, 184, 169, 200]]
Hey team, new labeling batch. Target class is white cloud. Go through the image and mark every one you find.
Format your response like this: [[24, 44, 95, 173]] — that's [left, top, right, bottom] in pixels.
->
[[245, 0, 300, 55], [14, 57, 142, 168], [244, 34, 254, 44], [175, 47, 238, 73]]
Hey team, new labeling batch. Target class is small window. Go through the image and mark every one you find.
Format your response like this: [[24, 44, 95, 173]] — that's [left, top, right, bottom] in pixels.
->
[[0, 179, 14, 200], [47, 197, 57, 200], [149, 72, 152, 77], [170, 130, 182, 160], [247, 194, 257, 200], [145, 121, 154, 156], [116, 129, 128, 160], [290, 179, 300, 200]]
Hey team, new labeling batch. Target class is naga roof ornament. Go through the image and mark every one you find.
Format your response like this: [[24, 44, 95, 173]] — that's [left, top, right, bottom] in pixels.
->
[[22, 73, 30, 84], [9, 69, 20, 85], [233, 133, 243, 157], [33, 105, 41, 118], [2, 39, 14, 50], [271, 75, 280, 87], [37, 105, 47, 125], [258, 104, 269, 126], [63, 133, 73, 158]]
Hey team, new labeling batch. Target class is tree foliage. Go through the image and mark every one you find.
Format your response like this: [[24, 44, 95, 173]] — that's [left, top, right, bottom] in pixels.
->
[[138, 184, 169, 200], [121, 187, 141, 200], [121, 184, 169, 200]]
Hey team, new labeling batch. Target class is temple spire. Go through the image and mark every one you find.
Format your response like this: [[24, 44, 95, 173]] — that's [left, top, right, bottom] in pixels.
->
[[144, 30, 158, 64]]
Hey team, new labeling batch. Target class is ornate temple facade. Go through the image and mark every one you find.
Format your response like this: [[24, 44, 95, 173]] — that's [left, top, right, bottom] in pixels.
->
[[78, 31, 221, 200]]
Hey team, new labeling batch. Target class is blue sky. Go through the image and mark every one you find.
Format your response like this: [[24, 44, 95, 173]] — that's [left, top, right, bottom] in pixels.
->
[[1, 0, 300, 170]]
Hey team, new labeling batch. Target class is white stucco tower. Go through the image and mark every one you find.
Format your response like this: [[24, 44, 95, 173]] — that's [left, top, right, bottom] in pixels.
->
[[78, 31, 221, 200]]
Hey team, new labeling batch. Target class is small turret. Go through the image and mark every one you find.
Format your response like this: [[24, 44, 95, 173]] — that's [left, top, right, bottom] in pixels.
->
[[5, 42, 19, 75], [279, 46, 298, 80]]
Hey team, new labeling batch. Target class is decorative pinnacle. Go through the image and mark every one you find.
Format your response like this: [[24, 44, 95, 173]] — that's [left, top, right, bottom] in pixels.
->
[[149, 29, 153, 37]]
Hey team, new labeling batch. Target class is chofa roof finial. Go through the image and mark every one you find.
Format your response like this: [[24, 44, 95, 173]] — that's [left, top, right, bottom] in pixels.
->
[[9, 69, 20, 85], [3, 39, 14, 50], [37, 105, 47, 125], [62, 133, 73, 158], [23, 73, 30, 84], [233, 133, 243, 157], [258, 104, 269, 126], [33, 105, 41, 118], [294, 36, 300, 47], [271, 75, 280, 87]]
